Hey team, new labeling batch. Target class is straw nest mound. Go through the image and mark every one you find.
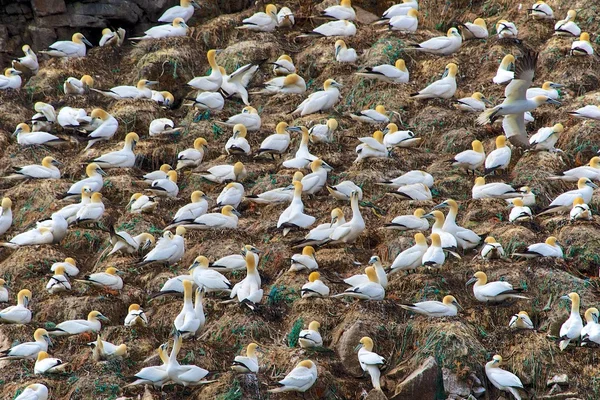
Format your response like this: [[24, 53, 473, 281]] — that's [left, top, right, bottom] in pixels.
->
[[0, 0, 600, 399]]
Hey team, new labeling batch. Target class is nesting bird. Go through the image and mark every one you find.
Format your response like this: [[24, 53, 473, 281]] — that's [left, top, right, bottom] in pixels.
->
[[411, 63, 458, 99]]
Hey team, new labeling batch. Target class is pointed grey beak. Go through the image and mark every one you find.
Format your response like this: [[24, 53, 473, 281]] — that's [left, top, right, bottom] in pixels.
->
[[547, 98, 561, 106], [559, 295, 570, 301], [432, 203, 447, 210], [12, 128, 21, 136], [422, 213, 435, 220], [466, 277, 477, 286], [82, 37, 93, 47], [147, 81, 159, 86], [97, 167, 107, 176], [232, 209, 242, 217], [335, 46, 341, 58], [454, 301, 463, 311], [482, 98, 493, 106], [550, 83, 564, 88], [98, 315, 110, 322], [354, 343, 363, 352], [189, 261, 199, 271], [587, 181, 598, 189], [51, 160, 62, 166], [287, 126, 303, 132]]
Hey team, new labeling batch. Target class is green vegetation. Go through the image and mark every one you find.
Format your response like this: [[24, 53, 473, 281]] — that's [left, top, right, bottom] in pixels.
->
[[287, 318, 304, 348]]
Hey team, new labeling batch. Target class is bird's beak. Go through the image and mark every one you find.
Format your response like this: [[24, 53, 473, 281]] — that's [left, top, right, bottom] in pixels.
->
[[594, 314, 599, 324], [422, 213, 435, 220], [354, 343, 363, 352], [52, 160, 62, 166], [466, 277, 477, 286], [559, 295, 570, 301], [546, 99, 561, 106], [142, 240, 152, 250], [98, 315, 110, 322], [147, 81, 159, 86], [116, 270, 125, 275], [232, 209, 242, 217], [287, 126, 302, 132], [432, 202, 447, 210], [189, 261, 199, 270], [550, 83, 564, 88], [332, 82, 343, 88], [44, 335, 53, 346], [455, 302, 463, 311], [482, 97, 493, 106], [191, 0, 201, 8], [97, 167, 107, 176], [13, 70, 23, 75], [587, 181, 599, 189], [202, 194, 209, 200], [82, 37, 93, 47], [382, 128, 390, 134], [331, 216, 338, 226], [323, 163, 334, 171], [12, 128, 21, 136], [335, 46, 341, 57]]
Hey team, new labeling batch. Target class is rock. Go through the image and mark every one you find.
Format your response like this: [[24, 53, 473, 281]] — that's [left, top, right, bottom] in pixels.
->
[[366, 389, 388, 400], [391, 356, 441, 400], [442, 368, 470, 397], [68, 1, 144, 24], [549, 384, 562, 395], [26, 26, 57, 51], [355, 6, 379, 24], [239, 373, 261, 399], [31, 0, 66, 16], [547, 374, 569, 387], [472, 386, 485, 398], [333, 320, 368, 376], [540, 393, 581, 400]]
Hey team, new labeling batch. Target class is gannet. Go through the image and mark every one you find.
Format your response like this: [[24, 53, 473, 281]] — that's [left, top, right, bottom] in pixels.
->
[[73, 192, 104, 224], [57, 107, 91, 128], [326, 191, 364, 244], [165, 191, 208, 230], [0, 279, 6, 302], [32, 101, 56, 126], [406, 28, 462, 55], [350, 105, 389, 124], [200, 161, 247, 183], [481, 237, 505, 260], [472, 177, 521, 199], [393, 183, 432, 200], [186, 91, 224, 111], [290, 246, 318, 272], [277, 7, 295, 27], [217, 183, 244, 208], [493, 54, 515, 84], [149, 118, 180, 136], [527, 81, 563, 100], [529, 1, 553, 19], [509, 311, 534, 330], [301, 159, 333, 195], [423, 210, 458, 253], [356, 59, 409, 84], [0, 226, 53, 248], [3, 156, 61, 180], [51, 257, 79, 277], [190, 256, 232, 292], [256, 73, 307, 96], [225, 124, 252, 155], [581, 308, 600, 345], [167, 331, 211, 386], [268, 360, 318, 393], [194, 287, 205, 335], [107, 227, 154, 256], [0, 328, 51, 360], [270, 55, 296, 75], [400, 295, 460, 317], [14, 384, 48, 400], [277, 181, 316, 236], [333, 266, 385, 300], [299, 321, 323, 348], [485, 355, 525, 399], [88, 335, 127, 361], [148, 170, 179, 198], [390, 233, 428, 273], [512, 236, 563, 258], [570, 197, 592, 221], [130, 18, 189, 40], [40, 33, 92, 57], [176, 137, 207, 170], [571, 32, 594, 56], [257, 121, 291, 158], [220, 106, 261, 131], [34, 351, 68, 374], [507, 186, 536, 206], [99, 27, 126, 46], [334, 40, 357, 62], [385, 208, 428, 231], [327, 181, 362, 201], [125, 343, 169, 388], [496, 20, 518, 39], [238, 4, 278, 32], [142, 164, 172, 183], [450, 140, 485, 174], [0, 289, 31, 324], [355, 130, 388, 161], [434, 199, 481, 249], [479, 52, 562, 147], [460, 17, 488, 39], [174, 281, 201, 337], [378, 169, 433, 188], [356, 337, 385, 391], [90, 132, 138, 169], [309, 119, 338, 143], [124, 304, 148, 327], [208, 245, 261, 271], [64, 74, 93, 95], [301, 272, 330, 298], [554, 10, 580, 36], [298, 20, 357, 37], [344, 256, 388, 289], [538, 177, 597, 215], [282, 126, 316, 169], [529, 123, 563, 151], [12, 45, 38, 74], [83, 108, 119, 150], [569, 105, 600, 120], [559, 292, 583, 350], [12, 123, 64, 147], [152, 272, 194, 298], [467, 271, 527, 302], [153, 90, 175, 108], [385, 9, 419, 32], [0, 198, 9, 237], [140, 227, 186, 266], [77, 267, 123, 291], [484, 136, 511, 174], [293, 79, 342, 116], [61, 163, 106, 200], [292, 208, 345, 248], [181, 205, 240, 230], [231, 343, 259, 373], [410, 63, 458, 99], [509, 198, 532, 222], [48, 310, 108, 336], [240, 169, 294, 205], [422, 233, 446, 267], [159, 0, 199, 22], [33, 213, 68, 244], [377, 0, 419, 22], [456, 92, 490, 112], [321, 0, 355, 20], [230, 252, 263, 309], [220, 63, 259, 106], [46, 265, 71, 294], [92, 79, 157, 99]]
